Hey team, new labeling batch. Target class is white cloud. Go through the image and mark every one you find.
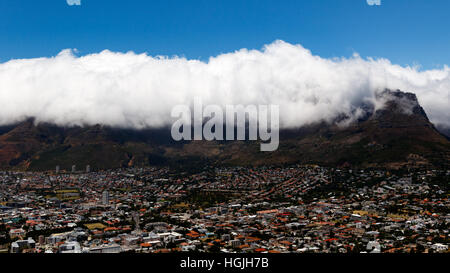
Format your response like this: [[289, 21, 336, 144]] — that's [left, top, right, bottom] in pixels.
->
[[0, 40, 448, 130], [66, 0, 81, 6]]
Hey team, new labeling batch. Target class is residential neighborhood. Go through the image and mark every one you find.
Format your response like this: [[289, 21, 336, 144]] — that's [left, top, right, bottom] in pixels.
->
[[0, 165, 448, 254]]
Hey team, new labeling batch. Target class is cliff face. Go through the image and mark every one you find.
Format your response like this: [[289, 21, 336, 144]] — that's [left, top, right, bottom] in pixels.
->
[[0, 90, 449, 171]]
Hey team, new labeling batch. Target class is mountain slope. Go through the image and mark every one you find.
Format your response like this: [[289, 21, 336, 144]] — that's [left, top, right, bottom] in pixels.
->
[[0, 90, 448, 171]]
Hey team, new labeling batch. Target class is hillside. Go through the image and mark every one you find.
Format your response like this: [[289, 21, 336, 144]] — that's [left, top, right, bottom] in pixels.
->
[[0, 90, 448, 171]]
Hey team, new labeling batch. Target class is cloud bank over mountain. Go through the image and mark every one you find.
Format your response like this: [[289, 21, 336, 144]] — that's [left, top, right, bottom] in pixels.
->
[[0, 40, 448, 129]]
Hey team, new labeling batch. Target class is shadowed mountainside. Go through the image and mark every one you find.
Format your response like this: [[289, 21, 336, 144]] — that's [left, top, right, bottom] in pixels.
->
[[0, 90, 449, 171]]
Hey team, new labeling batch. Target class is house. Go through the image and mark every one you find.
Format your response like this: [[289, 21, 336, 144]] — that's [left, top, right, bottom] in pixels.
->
[[432, 243, 448, 252], [88, 244, 122, 253], [59, 242, 82, 253], [11, 237, 35, 253], [9, 228, 26, 239], [366, 241, 381, 253]]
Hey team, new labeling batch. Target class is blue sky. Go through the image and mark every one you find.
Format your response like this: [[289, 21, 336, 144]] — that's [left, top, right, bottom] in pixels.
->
[[0, 0, 449, 69]]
